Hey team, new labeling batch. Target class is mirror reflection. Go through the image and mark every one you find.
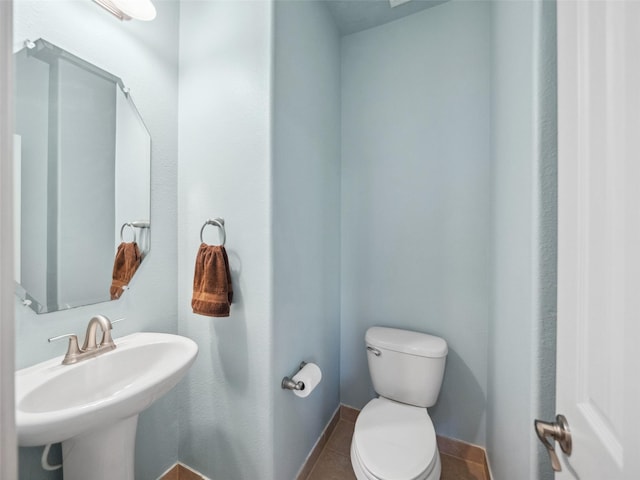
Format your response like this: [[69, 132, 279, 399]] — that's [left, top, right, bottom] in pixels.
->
[[14, 38, 150, 314]]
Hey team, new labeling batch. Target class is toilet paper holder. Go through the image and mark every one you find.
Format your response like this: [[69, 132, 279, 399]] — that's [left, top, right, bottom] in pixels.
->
[[281, 361, 308, 391]]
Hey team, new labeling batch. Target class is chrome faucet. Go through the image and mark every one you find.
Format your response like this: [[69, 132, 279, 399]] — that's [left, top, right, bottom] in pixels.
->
[[81, 315, 115, 352], [48, 315, 117, 365]]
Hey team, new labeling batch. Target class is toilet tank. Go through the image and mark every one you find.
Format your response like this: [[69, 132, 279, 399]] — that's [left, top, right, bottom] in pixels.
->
[[366, 327, 448, 408]]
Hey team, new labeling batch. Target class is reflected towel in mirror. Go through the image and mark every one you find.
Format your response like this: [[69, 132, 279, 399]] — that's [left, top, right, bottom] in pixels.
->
[[110, 242, 142, 300]]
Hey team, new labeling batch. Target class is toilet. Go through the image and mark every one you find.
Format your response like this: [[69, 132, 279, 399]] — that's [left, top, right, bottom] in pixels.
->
[[350, 327, 448, 480]]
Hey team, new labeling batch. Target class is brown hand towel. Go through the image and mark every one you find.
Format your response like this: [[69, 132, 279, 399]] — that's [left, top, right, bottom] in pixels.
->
[[191, 243, 233, 317], [110, 242, 142, 300]]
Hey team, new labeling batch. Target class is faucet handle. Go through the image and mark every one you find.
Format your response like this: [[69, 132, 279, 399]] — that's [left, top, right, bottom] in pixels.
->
[[48, 333, 78, 345], [48, 334, 82, 365]]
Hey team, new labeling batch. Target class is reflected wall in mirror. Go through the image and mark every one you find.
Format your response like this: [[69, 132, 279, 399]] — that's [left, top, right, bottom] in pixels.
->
[[14, 38, 151, 314]]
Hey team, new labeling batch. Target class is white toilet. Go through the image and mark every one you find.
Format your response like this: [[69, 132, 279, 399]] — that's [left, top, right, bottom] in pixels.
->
[[350, 327, 448, 480]]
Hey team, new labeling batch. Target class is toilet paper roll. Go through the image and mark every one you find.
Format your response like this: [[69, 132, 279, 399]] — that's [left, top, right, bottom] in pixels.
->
[[292, 362, 322, 398]]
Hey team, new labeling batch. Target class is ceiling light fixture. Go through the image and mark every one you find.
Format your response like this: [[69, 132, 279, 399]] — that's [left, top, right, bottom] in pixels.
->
[[93, 0, 157, 21]]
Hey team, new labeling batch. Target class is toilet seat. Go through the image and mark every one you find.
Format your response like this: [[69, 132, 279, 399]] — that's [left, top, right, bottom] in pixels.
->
[[351, 398, 440, 480]]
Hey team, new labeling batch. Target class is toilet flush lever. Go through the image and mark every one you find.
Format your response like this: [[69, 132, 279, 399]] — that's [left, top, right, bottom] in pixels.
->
[[366, 346, 381, 356], [534, 414, 572, 472]]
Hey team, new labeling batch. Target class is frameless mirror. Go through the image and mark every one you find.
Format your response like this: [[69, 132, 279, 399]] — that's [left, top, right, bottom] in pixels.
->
[[14, 38, 151, 314]]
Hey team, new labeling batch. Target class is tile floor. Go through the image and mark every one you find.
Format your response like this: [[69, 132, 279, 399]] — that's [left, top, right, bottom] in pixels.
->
[[160, 463, 206, 480], [304, 418, 488, 480]]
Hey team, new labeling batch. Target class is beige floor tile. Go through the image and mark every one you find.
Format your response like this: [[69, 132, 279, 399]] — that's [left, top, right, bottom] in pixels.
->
[[159, 466, 179, 480], [437, 436, 486, 465], [177, 464, 205, 480], [326, 420, 355, 456], [440, 453, 487, 480], [339, 405, 360, 423], [306, 449, 357, 480]]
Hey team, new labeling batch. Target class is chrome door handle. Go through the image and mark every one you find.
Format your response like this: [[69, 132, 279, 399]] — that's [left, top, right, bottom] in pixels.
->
[[534, 414, 572, 472]]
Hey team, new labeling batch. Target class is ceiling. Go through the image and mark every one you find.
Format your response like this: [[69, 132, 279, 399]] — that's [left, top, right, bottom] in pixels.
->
[[324, 0, 449, 36]]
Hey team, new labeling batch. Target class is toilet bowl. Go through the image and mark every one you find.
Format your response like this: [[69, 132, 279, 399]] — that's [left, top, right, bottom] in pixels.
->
[[351, 398, 441, 480], [350, 327, 448, 480]]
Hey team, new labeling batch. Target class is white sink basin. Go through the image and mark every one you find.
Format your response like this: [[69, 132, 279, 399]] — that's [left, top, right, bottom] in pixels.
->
[[15, 331, 197, 479]]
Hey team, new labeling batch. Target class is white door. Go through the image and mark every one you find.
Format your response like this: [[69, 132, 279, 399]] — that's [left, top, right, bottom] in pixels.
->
[[550, 0, 640, 478]]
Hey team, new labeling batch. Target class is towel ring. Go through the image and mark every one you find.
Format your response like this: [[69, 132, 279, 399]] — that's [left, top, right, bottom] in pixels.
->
[[200, 218, 226, 246], [120, 223, 137, 243]]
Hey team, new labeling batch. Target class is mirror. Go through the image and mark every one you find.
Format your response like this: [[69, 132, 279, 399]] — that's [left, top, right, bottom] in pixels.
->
[[14, 38, 151, 314]]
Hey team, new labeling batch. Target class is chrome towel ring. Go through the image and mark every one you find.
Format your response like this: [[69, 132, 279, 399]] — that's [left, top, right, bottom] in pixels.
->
[[119, 221, 150, 243], [120, 223, 137, 243], [200, 218, 226, 246]]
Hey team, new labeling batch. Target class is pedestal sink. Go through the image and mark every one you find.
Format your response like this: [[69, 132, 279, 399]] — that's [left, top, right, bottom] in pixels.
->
[[15, 332, 198, 480]]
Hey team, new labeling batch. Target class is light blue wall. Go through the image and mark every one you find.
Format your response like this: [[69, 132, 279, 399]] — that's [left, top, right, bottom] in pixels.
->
[[13, 1, 180, 478], [10, 2, 557, 479], [177, 2, 275, 479], [340, 1, 492, 446], [487, 0, 557, 479], [272, 1, 341, 479]]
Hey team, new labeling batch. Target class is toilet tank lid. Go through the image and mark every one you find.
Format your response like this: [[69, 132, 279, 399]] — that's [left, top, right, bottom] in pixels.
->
[[366, 327, 448, 358]]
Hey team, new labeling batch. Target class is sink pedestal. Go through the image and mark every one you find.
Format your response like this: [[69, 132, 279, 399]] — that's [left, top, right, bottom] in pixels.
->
[[61, 415, 138, 480]]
